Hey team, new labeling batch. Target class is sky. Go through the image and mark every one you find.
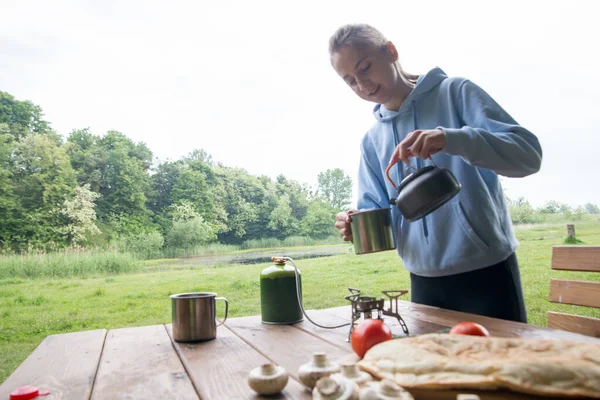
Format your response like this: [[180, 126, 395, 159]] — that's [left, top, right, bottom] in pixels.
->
[[1, 0, 599, 208]]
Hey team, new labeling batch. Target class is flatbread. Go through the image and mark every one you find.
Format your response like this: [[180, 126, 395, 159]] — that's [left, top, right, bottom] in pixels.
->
[[356, 333, 600, 398]]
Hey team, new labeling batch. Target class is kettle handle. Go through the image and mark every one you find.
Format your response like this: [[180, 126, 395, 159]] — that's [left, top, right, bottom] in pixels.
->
[[385, 155, 437, 189], [385, 160, 416, 189], [385, 162, 399, 189]]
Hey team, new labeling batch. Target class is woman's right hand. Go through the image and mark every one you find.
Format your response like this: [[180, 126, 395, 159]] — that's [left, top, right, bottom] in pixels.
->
[[335, 209, 357, 242]]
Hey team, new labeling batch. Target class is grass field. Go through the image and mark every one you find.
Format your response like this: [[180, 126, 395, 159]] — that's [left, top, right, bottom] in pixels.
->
[[1, 217, 599, 384]]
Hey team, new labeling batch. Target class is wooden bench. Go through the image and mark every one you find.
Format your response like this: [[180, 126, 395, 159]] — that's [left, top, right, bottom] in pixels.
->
[[548, 245, 600, 338]]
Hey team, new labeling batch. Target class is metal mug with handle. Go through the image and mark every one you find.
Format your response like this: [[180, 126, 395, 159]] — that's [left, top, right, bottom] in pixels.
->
[[170, 292, 229, 343], [349, 208, 396, 255]]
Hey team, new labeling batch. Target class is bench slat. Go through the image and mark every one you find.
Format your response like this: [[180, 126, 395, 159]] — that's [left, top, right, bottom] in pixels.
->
[[552, 246, 600, 272], [547, 312, 600, 338], [549, 279, 600, 308]]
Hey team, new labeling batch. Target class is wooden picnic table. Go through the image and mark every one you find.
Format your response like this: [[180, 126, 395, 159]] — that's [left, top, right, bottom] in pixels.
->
[[2, 300, 599, 400]]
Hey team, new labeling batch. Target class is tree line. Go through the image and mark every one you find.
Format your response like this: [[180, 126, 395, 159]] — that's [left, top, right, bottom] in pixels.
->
[[507, 197, 599, 225], [0, 91, 352, 252], [1, 91, 597, 253]]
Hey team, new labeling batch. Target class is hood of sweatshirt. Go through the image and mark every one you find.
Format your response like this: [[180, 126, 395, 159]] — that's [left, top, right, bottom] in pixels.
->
[[369, 67, 448, 243], [373, 67, 448, 122]]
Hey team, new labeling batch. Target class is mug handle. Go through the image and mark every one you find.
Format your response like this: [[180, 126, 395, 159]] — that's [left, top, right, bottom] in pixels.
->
[[215, 297, 229, 327]]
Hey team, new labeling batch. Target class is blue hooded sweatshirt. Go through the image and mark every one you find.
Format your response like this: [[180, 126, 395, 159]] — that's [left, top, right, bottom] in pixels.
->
[[356, 67, 542, 277]]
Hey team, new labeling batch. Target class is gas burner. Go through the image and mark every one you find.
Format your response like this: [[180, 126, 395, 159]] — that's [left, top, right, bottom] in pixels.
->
[[344, 288, 410, 340]]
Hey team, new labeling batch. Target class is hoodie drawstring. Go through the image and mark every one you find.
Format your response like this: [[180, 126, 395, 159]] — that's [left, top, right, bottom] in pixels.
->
[[391, 124, 403, 182], [412, 100, 429, 244], [389, 100, 430, 244]]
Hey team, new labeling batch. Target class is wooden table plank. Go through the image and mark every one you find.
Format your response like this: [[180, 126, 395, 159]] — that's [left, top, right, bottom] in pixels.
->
[[225, 315, 352, 384], [313, 304, 449, 337], [291, 307, 444, 349], [0, 329, 106, 400], [165, 324, 310, 399], [392, 301, 600, 343], [288, 309, 353, 349], [91, 325, 198, 400]]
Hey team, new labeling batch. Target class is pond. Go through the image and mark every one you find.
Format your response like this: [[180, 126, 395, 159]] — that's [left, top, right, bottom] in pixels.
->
[[156, 244, 353, 267]]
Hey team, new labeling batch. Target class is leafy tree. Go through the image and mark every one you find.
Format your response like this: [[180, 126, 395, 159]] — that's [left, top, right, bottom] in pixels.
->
[[584, 203, 600, 214], [166, 218, 216, 249], [301, 198, 337, 239], [171, 201, 201, 222], [539, 200, 561, 214], [186, 149, 214, 167], [212, 167, 261, 243], [11, 134, 76, 246], [148, 150, 219, 234], [166, 202, 217, 248], [317, 168, 352, 212], [105, 213, 156, 237], [171, 165, 215, 219], [558, 203, 573, 215], [0, 125, 17, 247], [572, 206, 586, 220], [0, 91, 51, 140], [67, 130, 153, 234], [65, 128, 104, 192], [67, 129, 153, 218], [243, 175, 281, 240], [268, 194, 300, 238], [147, 160, 183, 234], [61, 183, 101, 244], [507, 197, 542, 225], [276, 174, 309, 220], [148, 161, 180, 214]]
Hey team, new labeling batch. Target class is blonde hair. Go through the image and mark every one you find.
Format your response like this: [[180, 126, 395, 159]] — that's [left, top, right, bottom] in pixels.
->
[[328, 23, 419, 84]]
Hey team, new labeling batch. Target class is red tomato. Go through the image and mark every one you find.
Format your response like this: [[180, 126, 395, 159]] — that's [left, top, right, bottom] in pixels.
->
[[350, 319, 393, 358], [449, 321, 490, 337]]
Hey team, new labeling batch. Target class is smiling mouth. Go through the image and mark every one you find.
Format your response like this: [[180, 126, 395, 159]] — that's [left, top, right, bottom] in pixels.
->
[[368, 85, 381, 97]]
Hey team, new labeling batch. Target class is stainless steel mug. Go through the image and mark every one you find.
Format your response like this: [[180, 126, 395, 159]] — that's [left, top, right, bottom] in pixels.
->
[[349, 208, 396, 255], [170, 292, 229, 343]]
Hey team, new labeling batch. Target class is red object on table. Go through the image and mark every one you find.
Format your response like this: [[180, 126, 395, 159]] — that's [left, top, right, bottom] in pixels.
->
[[350, 318, 393, 358], [9, 385, 50, 400], [449, 321, 491, 337]]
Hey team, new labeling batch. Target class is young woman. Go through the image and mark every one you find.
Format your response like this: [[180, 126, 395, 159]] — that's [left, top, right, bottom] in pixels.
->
[[330, 23, 542, 323]]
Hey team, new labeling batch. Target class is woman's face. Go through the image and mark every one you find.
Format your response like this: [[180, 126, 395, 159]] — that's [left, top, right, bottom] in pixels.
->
[[331, 42, 402, 108]]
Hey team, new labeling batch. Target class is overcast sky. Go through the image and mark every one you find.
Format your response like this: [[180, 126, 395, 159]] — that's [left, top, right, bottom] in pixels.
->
[[1, 0, 598, 208]]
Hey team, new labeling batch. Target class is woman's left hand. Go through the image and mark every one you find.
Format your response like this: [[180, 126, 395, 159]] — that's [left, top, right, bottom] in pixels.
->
[[389, 129, 446, 165]]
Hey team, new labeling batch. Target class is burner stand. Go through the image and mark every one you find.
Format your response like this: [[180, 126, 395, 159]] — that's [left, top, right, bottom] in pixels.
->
[[344, 287, 410, 340]]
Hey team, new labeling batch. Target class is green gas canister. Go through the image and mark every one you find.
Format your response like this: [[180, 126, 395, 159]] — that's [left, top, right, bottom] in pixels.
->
[[260, 256, 303, 324]]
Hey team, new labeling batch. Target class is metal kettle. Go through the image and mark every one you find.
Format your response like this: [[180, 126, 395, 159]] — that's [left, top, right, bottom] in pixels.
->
[[386, 159, 461, 222]]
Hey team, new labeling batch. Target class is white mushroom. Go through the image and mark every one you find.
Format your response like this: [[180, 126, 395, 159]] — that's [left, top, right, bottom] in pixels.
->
[[313, 375, 360, 400], [247, 363, 289, 395], [331, 363, 373, 386], [298, 352, 340, 389]]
